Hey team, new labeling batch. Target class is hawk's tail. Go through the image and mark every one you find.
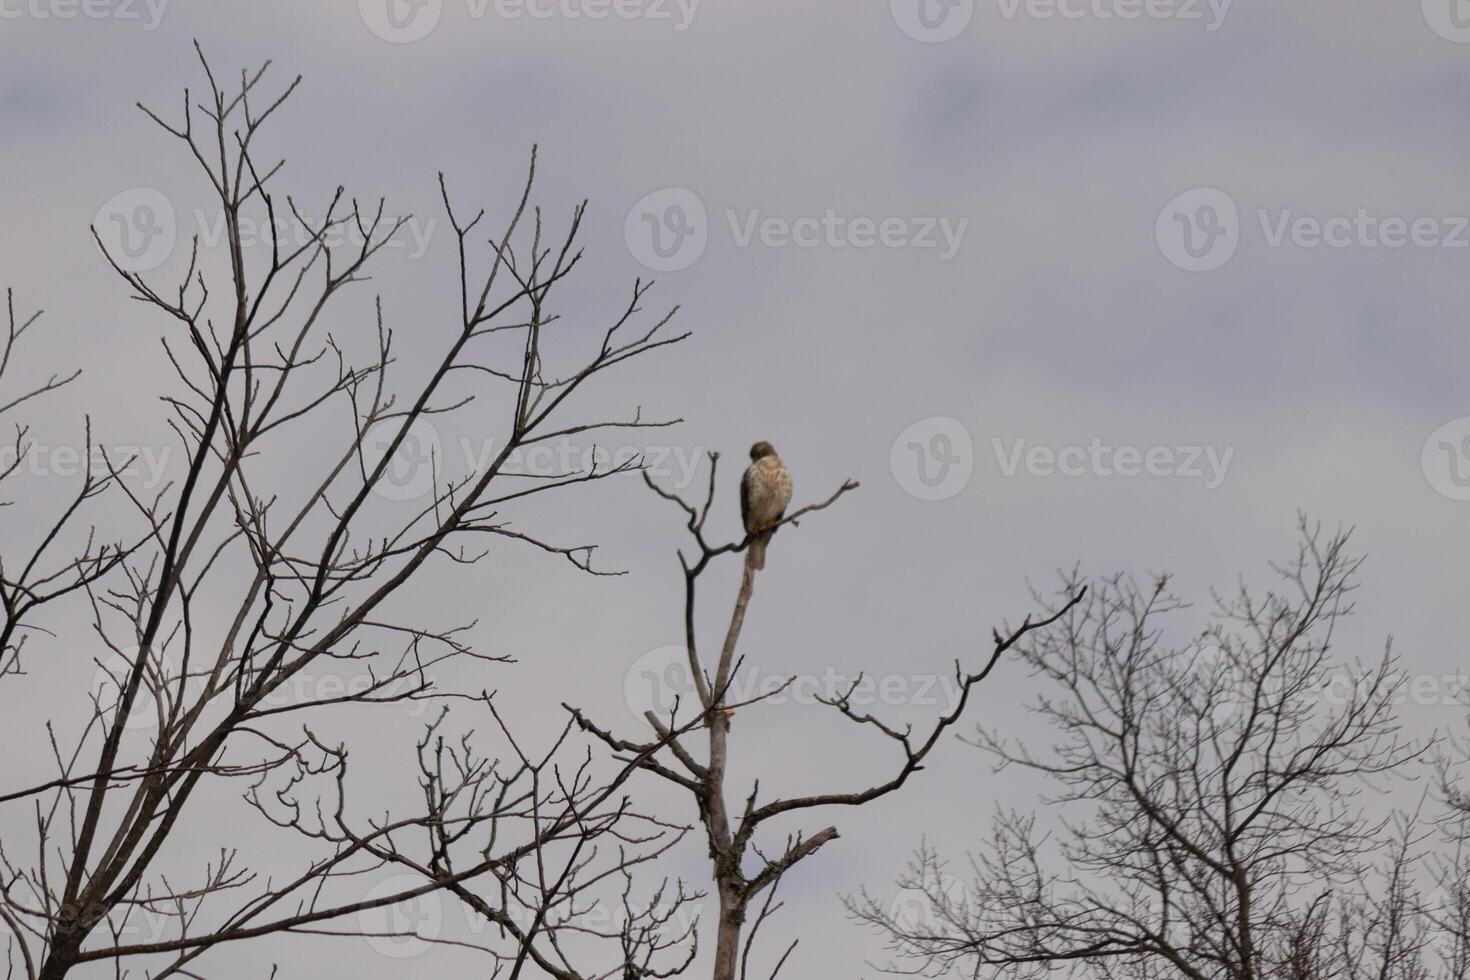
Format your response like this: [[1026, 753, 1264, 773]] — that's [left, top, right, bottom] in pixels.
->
[[747, 529, 773, 571]]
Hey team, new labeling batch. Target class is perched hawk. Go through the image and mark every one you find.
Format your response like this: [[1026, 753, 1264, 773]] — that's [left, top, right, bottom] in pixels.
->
[[740, 441, 792, 571]]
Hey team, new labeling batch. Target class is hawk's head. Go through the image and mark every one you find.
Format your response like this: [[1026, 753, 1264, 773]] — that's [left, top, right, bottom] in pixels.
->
[[749, 441, 777, 461]]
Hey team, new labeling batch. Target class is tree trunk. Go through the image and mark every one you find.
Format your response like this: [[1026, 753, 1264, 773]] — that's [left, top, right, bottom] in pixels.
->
[[707, 561, 757, 980], [38, 944, 76, 980], [712, 884, 746, 980]]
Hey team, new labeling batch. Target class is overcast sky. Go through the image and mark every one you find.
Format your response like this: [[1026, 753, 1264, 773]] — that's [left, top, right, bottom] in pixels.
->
[[4, 1, 1470, 977]]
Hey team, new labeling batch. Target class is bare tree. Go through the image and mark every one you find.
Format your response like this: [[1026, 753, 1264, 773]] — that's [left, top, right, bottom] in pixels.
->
[[0, 47, 699, 980], [1428, 696, 1470, 979], [243, 699, 703, 980], [0, 288, 127, 688], [568, 455, 1084, 980], [1267, 811, 1440, 980], [852, 519, 1439, 980]]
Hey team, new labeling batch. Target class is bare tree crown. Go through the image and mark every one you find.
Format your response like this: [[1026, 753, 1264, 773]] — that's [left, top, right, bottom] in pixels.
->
[[1, 47, 697, 980], [851, 519, 1465, 980]]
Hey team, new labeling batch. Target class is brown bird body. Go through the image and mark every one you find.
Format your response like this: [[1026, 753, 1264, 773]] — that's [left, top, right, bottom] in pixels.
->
[[740, 441, 792, 571]]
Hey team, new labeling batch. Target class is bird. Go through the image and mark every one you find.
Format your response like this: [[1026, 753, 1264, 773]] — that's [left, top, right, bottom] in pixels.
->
[[740, 441, 792, 571]]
